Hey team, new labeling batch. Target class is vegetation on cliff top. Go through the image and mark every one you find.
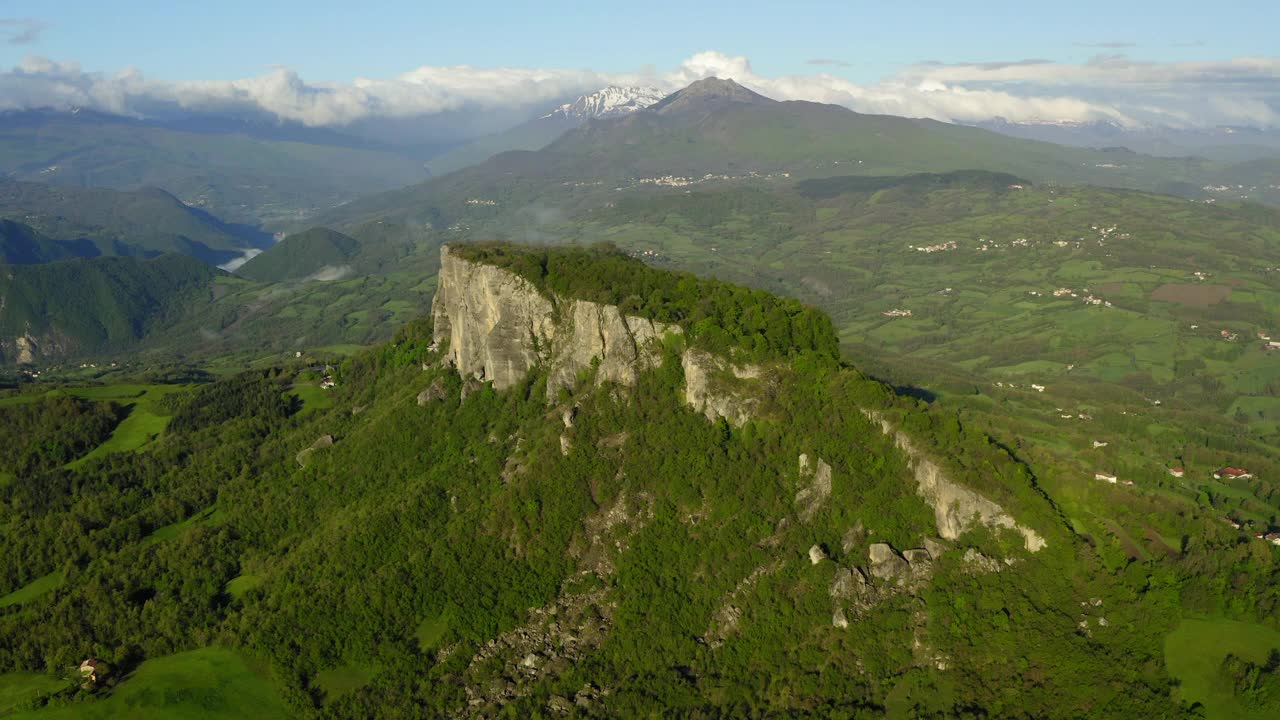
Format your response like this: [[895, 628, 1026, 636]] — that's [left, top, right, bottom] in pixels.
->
[[450, 241, 841, 361]]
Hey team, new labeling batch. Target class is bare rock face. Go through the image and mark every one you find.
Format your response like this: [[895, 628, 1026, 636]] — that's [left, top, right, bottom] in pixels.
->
[[868, 543, 910, 583], [795, 454, 833, 522], [545, 301, 676, 399], [681, 349, 764, 427], [832, 607, 849, 629], [863, 410, 1046, 553], [14, 334, 37, 364], [433, 246, 557, 390], [829, 566, 867, 599], [808, 544, 827, 564], [841, 521, 867, 553], [431, 246, 680, 402]]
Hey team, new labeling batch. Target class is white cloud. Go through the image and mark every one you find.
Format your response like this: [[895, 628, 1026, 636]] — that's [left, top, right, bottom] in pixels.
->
[[1, 50, 1277, 130]]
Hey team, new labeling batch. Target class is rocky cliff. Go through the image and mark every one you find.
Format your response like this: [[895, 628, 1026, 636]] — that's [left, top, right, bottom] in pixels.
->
[[431, 245, 1045, 553], [865, 410, 1047, 552], [432, 245, 686, 404]]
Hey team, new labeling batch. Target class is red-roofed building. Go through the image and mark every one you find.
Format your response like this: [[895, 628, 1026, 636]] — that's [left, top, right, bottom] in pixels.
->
[[1168, 467, 1185, 478], [1214, 467, 1254, 480]]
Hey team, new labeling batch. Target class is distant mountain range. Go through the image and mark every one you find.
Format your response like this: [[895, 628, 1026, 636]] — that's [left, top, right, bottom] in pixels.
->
[[0, 109, 431, 226], [321, 77, 1220, 233], [974, 117, 1280, 162], [424, 86, 665, 176]]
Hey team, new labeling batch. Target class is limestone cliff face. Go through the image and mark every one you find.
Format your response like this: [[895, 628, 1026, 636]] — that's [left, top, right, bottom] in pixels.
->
[[681, 349, 764, 427], [864, 410, 1047, 552], [432, 245, 557, 391], [432, 245, 682, 402]]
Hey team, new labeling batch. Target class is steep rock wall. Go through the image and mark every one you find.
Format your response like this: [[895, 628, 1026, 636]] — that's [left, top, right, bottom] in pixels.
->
[[432, 245, 682, 402], [864, 410, 1046, 552]]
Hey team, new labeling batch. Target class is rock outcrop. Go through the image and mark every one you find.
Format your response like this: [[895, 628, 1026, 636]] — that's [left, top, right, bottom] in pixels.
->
[[432, 246, 556, 391], [296, 434, 335, 467], [863, 410, 1046, 553], [545, 301, 676, 400], [681, 349, 764, 427], [431, 246, 766, 425], [795, 454, 833, 522], [433, 246, 678, 401]]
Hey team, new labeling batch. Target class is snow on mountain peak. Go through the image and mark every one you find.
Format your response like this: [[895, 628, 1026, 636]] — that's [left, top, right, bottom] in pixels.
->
[[544, 86, 666, 120]]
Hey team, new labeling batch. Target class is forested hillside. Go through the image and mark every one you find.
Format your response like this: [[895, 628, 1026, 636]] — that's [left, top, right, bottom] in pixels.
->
[[2, 244, 1277, 718], [0, 255, 219, 364]]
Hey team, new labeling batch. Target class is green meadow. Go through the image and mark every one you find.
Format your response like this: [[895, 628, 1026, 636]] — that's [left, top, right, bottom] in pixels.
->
[[0, 571, 65, 608], [0, 673, 71, 715], [1165, 617, 1280, 720], [6, 648, 290, 720]]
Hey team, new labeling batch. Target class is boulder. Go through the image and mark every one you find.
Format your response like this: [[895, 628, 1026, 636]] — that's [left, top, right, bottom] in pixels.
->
[[296, 434, 335, 467], [868, 543, 909, 582], [829, 566, 866, 599], [418, 377, 448, 405], [808, 544, 827, 565], [832, 607, 849, 629]]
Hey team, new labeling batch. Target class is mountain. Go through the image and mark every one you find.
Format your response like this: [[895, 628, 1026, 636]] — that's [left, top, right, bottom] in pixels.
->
[[423, 86, 664, 176], [0, 220, 76, 264], [236, 227, 363, 282], [544, 85, 666, 120], [975, 117, 1280, 160], [0, 254, 219, 363], [0, 109, 429, 225], [8, 242, 1260, 718], [321, 77, 1220, 234], [0, 180, 270, 265]]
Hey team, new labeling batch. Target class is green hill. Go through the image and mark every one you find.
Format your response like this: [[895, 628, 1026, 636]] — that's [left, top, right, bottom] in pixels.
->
[[0, 181, 262, 264], [0, 254, 219, 363], [0, 220, 76, 264], [423, 114, 578, 177], [236, 228, 363, 282]]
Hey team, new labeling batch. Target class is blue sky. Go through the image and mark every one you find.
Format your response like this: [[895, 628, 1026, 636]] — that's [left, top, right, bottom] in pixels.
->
[[1, 1, 1277, 129], [2, 0, 1273, 83]]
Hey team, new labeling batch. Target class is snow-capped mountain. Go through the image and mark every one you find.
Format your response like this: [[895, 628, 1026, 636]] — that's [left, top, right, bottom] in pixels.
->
[[544, 86, 666, 121]]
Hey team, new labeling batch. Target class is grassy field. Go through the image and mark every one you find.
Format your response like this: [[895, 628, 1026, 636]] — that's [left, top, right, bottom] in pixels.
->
[[142, 506, 218, 546], [224, 574, 262, 600], [64, 385, 189, 468], [7, 648, 290, 720], [0, 571, 65, 608], [1165, 617, 1280, 719], [0, 673, 71, 715], [289, 383, 334, 419], [415, 615, 448, 652], [312, 665, 376, 705]]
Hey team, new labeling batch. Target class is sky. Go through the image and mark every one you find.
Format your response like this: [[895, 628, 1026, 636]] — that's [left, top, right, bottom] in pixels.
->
[[1, 0, 1278, 129]]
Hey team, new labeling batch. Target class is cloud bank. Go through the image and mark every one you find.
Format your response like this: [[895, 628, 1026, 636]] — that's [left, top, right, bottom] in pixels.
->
[[2, 50, 1278, 130]]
